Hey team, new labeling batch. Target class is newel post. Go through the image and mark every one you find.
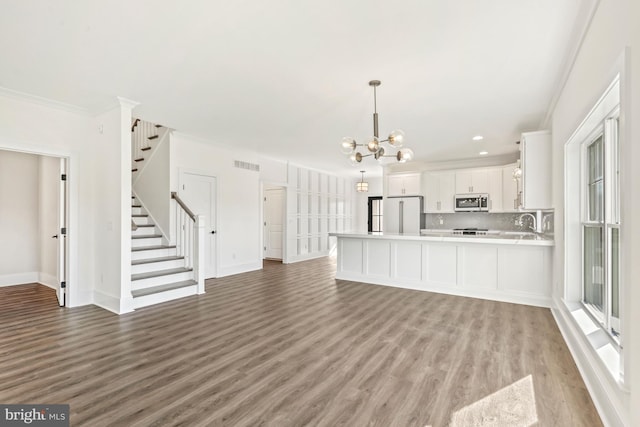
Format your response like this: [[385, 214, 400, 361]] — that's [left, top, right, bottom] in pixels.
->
[[195, 214, 206, 294]]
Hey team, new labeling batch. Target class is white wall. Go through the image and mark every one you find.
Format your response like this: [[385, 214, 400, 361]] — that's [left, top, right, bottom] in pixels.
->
[[549, 0, 639, 424], [0, 150, 39, 285], [38, 155, 59, 288], [170, 133, 263, 277], [0, 92, 128, 309], [133, 129, 171, 238]]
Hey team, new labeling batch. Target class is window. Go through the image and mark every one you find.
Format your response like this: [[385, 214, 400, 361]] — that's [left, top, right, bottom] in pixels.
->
[[368, 197, 383, 233], [581, 115, 620, 339]]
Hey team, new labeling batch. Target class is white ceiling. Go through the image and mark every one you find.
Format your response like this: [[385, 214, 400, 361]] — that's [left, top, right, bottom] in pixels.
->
[[0, 0, 586, 177]]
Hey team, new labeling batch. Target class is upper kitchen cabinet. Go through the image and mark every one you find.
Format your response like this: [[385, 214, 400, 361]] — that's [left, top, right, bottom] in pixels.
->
[[487, 168, 503, 212], [519, 130, 552, 210], [387, 173, 421, 197], [455, 169, 489, 194], [423, 171, 455, 213], [502, 163, 519, 212]]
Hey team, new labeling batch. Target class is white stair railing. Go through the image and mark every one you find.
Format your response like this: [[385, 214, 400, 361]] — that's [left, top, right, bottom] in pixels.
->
[[171, 192, 205, 294]]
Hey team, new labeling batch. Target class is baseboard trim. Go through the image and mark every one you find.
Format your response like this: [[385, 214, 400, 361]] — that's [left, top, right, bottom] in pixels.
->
[[92, 290, 122, 314], [0, 272, 39, 287], [37, 272, 58, 290], [286, 251, 330, 265], [551, 297, 628, 427], [216, 261, 262, 278]]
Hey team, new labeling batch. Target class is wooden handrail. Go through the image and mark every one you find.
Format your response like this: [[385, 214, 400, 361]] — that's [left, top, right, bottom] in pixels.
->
[[171, 192, 196, 221], [131, 118, 140, 132]]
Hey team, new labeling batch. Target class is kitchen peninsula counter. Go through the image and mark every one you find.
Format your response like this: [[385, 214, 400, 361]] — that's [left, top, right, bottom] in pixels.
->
[[330, 232, 553, 307]]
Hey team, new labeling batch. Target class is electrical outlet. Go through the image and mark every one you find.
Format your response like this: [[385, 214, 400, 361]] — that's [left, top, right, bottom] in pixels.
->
[[439, 218, 444, 225]]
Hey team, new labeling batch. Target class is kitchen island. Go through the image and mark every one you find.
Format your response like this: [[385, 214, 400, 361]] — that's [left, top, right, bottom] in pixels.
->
[[330, 231, 553, 307]]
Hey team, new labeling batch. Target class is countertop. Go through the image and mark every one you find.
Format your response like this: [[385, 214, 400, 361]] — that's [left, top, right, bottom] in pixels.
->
[[329, 230, 554, 246]]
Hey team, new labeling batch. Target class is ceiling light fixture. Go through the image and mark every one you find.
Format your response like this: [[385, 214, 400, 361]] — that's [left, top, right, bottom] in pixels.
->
[[356, 170, 369, 193], [341, 80, 414, 164], [472, 135, 484, 141], [479, 151, 488, 156]]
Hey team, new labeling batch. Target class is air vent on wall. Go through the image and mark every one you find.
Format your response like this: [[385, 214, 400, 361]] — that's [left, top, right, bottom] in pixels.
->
[[233, 160, 260, 172]]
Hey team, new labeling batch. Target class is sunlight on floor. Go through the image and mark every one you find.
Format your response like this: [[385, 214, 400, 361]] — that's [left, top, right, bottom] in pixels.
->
[[449, 375, 538, 427]]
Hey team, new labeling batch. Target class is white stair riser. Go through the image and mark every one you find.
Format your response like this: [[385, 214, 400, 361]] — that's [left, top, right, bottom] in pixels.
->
[[132, 216, 151, 225], [132, 285, 198, 309], [132, 237, 163, 247], [132, 207, 144, 215], [131, 247, 177, 260], [132, 271, 194, 290], [131, 259, 185, 275], [132, 226, 157, 237]]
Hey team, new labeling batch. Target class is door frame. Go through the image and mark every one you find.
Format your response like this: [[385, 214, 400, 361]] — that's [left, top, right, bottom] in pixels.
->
[[368, 196, 383, 233], [178, 168, 219, 278], [260, 182, 287, 264], [0, 145, 73, 307]]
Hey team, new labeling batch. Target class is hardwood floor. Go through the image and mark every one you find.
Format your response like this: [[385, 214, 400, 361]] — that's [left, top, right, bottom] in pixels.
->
[[0, 258, 601, 426]]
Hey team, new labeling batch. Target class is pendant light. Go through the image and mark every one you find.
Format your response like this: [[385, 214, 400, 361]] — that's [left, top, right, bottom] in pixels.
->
[[356, 171, 369, 192]]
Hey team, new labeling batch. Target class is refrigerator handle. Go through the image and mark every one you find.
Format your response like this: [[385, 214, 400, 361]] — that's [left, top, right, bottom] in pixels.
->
[[399, 200, 404, 234]]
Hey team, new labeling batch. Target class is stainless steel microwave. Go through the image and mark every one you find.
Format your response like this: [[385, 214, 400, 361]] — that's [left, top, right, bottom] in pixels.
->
[[454, 194, 489, 212]]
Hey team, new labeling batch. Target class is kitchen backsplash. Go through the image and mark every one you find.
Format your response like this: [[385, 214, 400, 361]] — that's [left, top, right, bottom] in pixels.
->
[[423, 211, 554, 235]]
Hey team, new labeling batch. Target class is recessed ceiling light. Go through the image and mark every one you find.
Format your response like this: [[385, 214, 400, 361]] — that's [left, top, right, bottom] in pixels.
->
[[479, 151, 488, 156], [472, 135, 484, 141]]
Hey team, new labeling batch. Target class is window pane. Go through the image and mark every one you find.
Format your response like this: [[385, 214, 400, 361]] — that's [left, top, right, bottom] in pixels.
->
[[589, 181, 603, 222], [583, 226, 604, 312], [611, 228, 619, 319], [588, 136, 603, 181]]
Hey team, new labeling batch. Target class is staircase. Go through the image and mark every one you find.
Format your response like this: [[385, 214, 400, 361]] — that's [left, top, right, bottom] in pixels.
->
[[131, 118, 165, 174], [130, 196, 198, 309]]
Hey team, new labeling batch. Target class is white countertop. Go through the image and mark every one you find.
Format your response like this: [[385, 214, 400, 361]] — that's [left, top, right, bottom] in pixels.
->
[[329, 230, 554, 246]]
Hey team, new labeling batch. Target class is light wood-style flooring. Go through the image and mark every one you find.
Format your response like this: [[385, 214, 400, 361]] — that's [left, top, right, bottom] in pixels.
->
[[0, 258, 601, 426]]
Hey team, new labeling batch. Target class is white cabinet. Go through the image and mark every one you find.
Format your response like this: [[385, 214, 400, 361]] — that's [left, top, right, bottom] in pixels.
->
[[502, 163, 519, 212], [387, 173, 421, 197], [455, 169, 488, 194], [422, 172, 455, 213], [519, 130, 552, 209], [487, 168, 503, 212]]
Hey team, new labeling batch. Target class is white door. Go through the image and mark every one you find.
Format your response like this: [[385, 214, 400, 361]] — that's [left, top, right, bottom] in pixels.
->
[[180, 173, 217, 278], [57, 158, 67, 307], [264, 188, 284, 260]]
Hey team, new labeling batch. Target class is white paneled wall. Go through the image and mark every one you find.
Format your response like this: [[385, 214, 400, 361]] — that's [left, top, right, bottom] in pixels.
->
[[286, 165, 354, 263]]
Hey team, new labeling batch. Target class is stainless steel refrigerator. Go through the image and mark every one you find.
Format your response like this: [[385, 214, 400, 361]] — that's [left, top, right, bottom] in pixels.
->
[[384, 196, 424, 234]]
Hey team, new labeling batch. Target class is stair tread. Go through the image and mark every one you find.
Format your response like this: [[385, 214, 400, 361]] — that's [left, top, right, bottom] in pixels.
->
[[141, 147, 151, 151], [132, 204, 142, 208], [135, 224, 155, 228], [132, 255, 184, 265], [148, 135, 159, 140], [131, 245, 176, 252], [132, 267, 193, 281], [132, 168, 138, 172], [132, 280, 197, 298], [134, 158, 144, 162], [132, 234, 163, 239], [132, 214, 148, 217]]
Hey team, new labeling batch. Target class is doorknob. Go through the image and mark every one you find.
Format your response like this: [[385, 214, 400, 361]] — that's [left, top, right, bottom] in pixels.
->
[[52, 234, 59, 239], [211, 230, 216, 234]]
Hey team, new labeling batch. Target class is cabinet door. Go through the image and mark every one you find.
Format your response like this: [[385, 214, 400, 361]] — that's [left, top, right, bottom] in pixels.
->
[[387, 175, 405, 196], [502, 164, 519, 212], [402, 174, 421, 196], [423, 173, 439, 212], [439, 172, 456, 212], [470, 170, 489, 194], [487, 168, 503, 212], [455, 171, 473, 194]]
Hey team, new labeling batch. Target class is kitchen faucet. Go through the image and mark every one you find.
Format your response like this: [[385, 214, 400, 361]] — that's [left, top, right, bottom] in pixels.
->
[[518, 212, 542, 233]]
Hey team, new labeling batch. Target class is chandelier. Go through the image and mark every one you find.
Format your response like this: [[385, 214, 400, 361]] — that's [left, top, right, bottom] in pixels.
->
[[340, 80, 414, 164], [356, 170, 369, 192]]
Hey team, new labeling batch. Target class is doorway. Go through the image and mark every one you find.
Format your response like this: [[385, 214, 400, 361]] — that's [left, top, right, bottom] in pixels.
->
[[368, 196, 383, 232], [0, 150, 68, 306], [179, 171, 217, 278], [263, 185, 285, 261]]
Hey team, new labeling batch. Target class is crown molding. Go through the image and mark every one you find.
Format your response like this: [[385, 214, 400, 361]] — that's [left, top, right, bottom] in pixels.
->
[[540, 0, 601, 128], [0, 86, 90, 116]]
